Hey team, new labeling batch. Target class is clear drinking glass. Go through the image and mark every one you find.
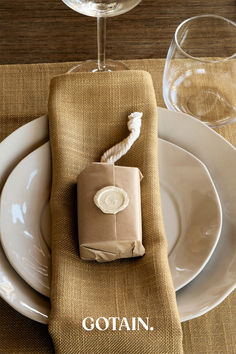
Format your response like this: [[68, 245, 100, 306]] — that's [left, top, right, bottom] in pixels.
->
[[163, 15, 236, 127], [61, 0, 142, 72]]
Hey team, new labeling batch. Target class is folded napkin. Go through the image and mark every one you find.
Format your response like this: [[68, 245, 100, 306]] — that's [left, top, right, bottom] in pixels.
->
[[48, 70, 183, 354]]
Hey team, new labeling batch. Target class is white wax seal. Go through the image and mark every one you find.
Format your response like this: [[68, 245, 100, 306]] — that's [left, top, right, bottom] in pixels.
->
[[94, 186, 129, 214]]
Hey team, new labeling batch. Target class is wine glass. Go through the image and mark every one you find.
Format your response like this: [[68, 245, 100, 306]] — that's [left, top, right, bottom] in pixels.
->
[[61, 0, 142, 72], [163, 15, 236, 128]]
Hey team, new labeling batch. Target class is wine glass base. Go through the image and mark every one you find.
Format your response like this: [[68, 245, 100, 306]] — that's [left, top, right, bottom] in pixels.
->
[[67, 59, 129, 73]]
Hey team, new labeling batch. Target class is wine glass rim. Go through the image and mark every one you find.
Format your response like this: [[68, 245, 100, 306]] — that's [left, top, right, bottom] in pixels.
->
[[174, 14, 236, 63]]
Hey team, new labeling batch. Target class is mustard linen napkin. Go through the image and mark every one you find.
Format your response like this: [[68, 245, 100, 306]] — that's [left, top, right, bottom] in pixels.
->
[[48, 70, 183, 354]]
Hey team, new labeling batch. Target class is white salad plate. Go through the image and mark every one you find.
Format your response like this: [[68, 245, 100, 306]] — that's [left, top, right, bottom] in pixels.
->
[[0, 138, 222, 295], [0, 108, 235, 324], [0, 143, 51, 298], [159, 139, 222, 291]]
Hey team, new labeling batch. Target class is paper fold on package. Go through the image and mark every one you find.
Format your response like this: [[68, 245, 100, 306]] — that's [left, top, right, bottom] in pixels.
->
[[77, 163, 145, 262]]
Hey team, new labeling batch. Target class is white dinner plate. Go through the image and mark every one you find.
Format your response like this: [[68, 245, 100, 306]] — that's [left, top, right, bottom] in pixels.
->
[[0, 108, 235, 323], [158, 107, 236, 321], [0, 143, 51, 297], [0, 138, 222, 295], [0, 116, 50, 324]]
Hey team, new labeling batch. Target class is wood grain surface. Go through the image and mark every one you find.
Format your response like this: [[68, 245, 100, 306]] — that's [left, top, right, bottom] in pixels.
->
[[1, 0, 236, 64]]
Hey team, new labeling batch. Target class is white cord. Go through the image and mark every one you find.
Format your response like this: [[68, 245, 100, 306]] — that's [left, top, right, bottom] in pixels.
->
[[101, 112, 143, 164]]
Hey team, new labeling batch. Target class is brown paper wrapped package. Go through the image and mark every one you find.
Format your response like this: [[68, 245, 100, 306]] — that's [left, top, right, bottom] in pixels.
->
[[77, 162, 145, 262]]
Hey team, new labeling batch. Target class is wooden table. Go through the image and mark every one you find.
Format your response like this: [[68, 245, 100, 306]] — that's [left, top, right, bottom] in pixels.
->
[[1, 0, 236, 65]]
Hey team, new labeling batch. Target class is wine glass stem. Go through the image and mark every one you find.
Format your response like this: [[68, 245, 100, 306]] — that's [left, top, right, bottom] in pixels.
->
[[97, 17, 106, 71]]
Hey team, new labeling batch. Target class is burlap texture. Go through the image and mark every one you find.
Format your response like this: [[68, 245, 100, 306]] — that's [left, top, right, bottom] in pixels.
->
[[48, 70, 183, 353], [0, 60, 235, 353]]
